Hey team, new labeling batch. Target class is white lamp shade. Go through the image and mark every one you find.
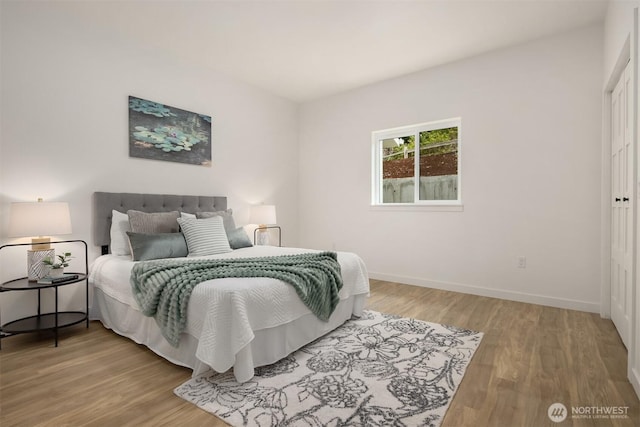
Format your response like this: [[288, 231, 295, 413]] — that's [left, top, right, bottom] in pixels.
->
[[250, 204, 277, 225], [8, 201, 72, 237]]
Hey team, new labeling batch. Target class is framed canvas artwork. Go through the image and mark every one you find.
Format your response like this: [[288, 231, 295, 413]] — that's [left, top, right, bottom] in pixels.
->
[[128, 96, 212, 166]]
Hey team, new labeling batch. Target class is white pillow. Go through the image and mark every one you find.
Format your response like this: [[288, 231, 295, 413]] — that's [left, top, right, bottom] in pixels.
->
[[180, 212, 196, 219], [110, 210, 131, 256], [177, 216, 232, 257]]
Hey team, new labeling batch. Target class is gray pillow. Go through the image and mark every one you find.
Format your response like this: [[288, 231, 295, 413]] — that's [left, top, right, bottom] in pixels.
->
[[128, 210, 180, 234], [227, 227, 253, 249], [126, 232, 188, 261], [196, 209, 236, 235]]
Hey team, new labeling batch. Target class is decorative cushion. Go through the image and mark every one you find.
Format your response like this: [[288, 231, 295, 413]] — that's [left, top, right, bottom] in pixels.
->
[[180, 212, 196, 219], [227, 227, 253, 249], [196, 209, 236, 235], [127, 210, 180, 234], [110, 210, 131, 256], [126, 232, 188, 261], [177, 216, 232, 256]]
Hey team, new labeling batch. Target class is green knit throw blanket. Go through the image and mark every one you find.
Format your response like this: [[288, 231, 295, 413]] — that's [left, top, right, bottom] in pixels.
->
[[130, 252, 343, 347]]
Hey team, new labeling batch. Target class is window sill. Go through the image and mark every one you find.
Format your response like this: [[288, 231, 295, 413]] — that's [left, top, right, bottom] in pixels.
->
[[369, 203, 464, 212]]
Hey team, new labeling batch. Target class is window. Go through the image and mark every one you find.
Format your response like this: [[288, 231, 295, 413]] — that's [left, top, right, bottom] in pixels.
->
[[371, 118, 461, 206]]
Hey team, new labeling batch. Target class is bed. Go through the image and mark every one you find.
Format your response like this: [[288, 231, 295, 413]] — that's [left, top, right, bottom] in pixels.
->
[[88, 192, 370, 382]]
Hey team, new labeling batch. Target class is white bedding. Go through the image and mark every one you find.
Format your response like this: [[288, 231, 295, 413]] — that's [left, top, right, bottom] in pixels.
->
[[89, 246, 369, 381]]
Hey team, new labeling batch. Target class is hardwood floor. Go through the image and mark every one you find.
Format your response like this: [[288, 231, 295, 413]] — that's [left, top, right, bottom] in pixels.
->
[[1, 280, 638, 426]]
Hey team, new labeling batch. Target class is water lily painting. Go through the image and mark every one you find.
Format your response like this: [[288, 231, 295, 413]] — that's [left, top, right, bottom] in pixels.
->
[[129, 96, 212, 166]]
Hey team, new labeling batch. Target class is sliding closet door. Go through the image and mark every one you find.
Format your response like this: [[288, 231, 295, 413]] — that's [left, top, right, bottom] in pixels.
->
[[611, 60, 633, 349]]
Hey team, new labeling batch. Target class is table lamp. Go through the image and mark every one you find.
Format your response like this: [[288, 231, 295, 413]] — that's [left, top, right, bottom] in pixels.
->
[[250, 204, 276, 245], [8, 199, 72, 281]]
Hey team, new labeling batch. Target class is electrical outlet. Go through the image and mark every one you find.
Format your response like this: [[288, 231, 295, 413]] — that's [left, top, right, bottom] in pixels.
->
[[517, 256, 526, 268]]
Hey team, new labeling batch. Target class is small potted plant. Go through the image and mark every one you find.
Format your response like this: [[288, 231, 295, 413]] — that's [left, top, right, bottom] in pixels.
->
[[42, 252, 73, 277]]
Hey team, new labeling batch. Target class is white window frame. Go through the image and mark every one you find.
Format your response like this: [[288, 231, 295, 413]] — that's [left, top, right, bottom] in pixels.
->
[[371, 118, 462, 210]]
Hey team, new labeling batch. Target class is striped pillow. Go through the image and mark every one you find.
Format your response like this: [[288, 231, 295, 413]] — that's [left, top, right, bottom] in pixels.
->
[[177, 216, 232, 256]]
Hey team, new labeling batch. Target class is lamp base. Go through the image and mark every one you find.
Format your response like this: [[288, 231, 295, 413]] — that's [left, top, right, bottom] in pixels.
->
[[27, 249, 54, 281], [31, 237, 51, 251], [256, 227, 270, 246]]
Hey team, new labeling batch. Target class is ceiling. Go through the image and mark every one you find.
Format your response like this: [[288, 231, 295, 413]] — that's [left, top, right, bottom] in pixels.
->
[[58, 0, 609, 102]]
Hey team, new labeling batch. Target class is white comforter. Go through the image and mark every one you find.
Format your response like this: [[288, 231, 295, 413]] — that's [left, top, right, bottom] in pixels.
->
[[89, 246, 370, 380]]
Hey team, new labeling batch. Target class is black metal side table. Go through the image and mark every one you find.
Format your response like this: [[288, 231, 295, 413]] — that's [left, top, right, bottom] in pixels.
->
[[0, 240, 89, 348]]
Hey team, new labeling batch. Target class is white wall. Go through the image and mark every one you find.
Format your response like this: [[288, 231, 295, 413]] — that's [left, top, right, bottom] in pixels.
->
[[299, 25, 603, 313], [604, 1, 638, 81], [0, 2, 299, 321]]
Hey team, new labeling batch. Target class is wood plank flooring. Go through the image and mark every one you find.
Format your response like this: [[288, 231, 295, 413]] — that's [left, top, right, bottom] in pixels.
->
[[0, 279, 638, 426]]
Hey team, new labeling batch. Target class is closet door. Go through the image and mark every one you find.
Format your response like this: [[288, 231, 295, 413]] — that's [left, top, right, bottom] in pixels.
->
[[611, 61, 633, 349]]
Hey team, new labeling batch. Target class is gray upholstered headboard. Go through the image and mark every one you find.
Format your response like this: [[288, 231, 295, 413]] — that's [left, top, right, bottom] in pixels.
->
[[93, 191, 227, 253]]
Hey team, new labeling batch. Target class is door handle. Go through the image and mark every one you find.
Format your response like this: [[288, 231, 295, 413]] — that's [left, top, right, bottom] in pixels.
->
[[616, 198, 621, 202], [623, 197, 629, 202]]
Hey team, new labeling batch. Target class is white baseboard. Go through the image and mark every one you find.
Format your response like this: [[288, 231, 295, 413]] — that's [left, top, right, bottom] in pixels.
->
[[368, 272, 600, 313], [631, 366, 640, 399]]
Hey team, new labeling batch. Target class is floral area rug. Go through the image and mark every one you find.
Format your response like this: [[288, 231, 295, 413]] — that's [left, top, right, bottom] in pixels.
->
[[174, 310, 483, 426]]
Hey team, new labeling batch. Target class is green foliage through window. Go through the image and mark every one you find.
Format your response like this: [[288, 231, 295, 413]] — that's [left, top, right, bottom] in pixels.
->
[[383, 127, 458, 161]]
